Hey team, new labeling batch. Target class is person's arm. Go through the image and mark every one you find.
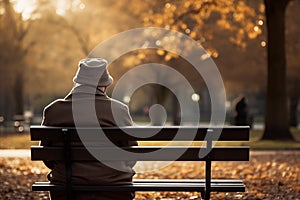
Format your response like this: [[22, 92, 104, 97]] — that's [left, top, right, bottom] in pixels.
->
[[40, 107, 55, 169]]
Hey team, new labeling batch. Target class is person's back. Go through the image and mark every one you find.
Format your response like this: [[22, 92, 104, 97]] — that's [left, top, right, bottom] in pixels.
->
[[41, 58, 136, 200]]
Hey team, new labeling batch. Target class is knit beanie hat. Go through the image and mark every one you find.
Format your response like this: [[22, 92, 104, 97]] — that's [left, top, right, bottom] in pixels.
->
[[73, 58, 113, 87]]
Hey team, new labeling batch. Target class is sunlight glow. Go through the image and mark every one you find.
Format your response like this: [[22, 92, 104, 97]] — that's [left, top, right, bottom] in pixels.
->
[[12, 0, 85, 19], [155, 40, 161, 46], [225, 101, 231, 109], [185, 28, 191, 34], [12, 0, 37, 20], [0, 8, 4, 15], [55, 0, 85, 16], [165, 3, 171, 9], [156, 49, 165, 56], [123, 96, 131, 104], [191, 93, 200, 102], [55, 1, 69, 16], [200, 53, 210, 61], [212, 52, 219, 58], [56, 9, 66, 16]]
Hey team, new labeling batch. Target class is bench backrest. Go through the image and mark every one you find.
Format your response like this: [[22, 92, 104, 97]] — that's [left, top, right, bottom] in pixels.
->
[[30, 126, 250, 162]]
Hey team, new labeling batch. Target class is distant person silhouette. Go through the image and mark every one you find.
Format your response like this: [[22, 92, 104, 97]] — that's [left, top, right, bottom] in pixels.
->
[[234, 96, 248, 126]]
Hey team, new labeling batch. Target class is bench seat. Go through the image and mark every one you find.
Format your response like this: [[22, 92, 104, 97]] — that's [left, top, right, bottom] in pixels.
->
[[30, 126, 249, 200]]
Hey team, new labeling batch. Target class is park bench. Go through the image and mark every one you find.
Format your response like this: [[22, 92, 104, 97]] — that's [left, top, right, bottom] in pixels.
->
[[30, 125, 250, 200]]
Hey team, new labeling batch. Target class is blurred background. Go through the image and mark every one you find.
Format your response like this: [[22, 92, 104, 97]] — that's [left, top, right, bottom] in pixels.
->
[[0, 0, 299, 141]]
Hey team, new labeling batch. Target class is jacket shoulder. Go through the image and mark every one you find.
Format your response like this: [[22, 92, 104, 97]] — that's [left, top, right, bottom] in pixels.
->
[[43, 99, 67, 113]]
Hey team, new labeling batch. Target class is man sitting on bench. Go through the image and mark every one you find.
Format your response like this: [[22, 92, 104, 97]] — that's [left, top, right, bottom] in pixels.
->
[[41, 58, 137, 200]]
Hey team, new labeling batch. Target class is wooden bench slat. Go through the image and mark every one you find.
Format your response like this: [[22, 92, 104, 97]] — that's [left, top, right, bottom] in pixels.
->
[[32, 180, 245, 192], [30, 126, 249, 142], [133, 179, 244, 184], [31, 146, 249, 161]]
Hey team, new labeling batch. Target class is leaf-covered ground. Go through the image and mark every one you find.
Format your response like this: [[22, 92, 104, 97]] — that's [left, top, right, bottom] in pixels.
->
[[0, 151, 299, 200]]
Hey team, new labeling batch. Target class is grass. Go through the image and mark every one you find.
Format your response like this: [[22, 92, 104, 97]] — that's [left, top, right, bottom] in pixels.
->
[[247, 128, 300, 150], [0, 129, 299, 150], [0, 132, 38, 149]]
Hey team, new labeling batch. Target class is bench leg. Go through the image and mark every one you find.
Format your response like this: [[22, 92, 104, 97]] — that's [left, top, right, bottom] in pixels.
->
[[204, 191, 210, 200], [205, 160, 211, 200], [62, 129, 73, 200], [200, 191, 205, 199], [201, 191, 210, 200]]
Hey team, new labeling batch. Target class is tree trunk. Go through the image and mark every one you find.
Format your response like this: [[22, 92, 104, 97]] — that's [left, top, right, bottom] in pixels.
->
[[289, 96, 298, 127], [172, 94, 180, 125], [262, 0, 294, 140], [14, 71, 24, 115]]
